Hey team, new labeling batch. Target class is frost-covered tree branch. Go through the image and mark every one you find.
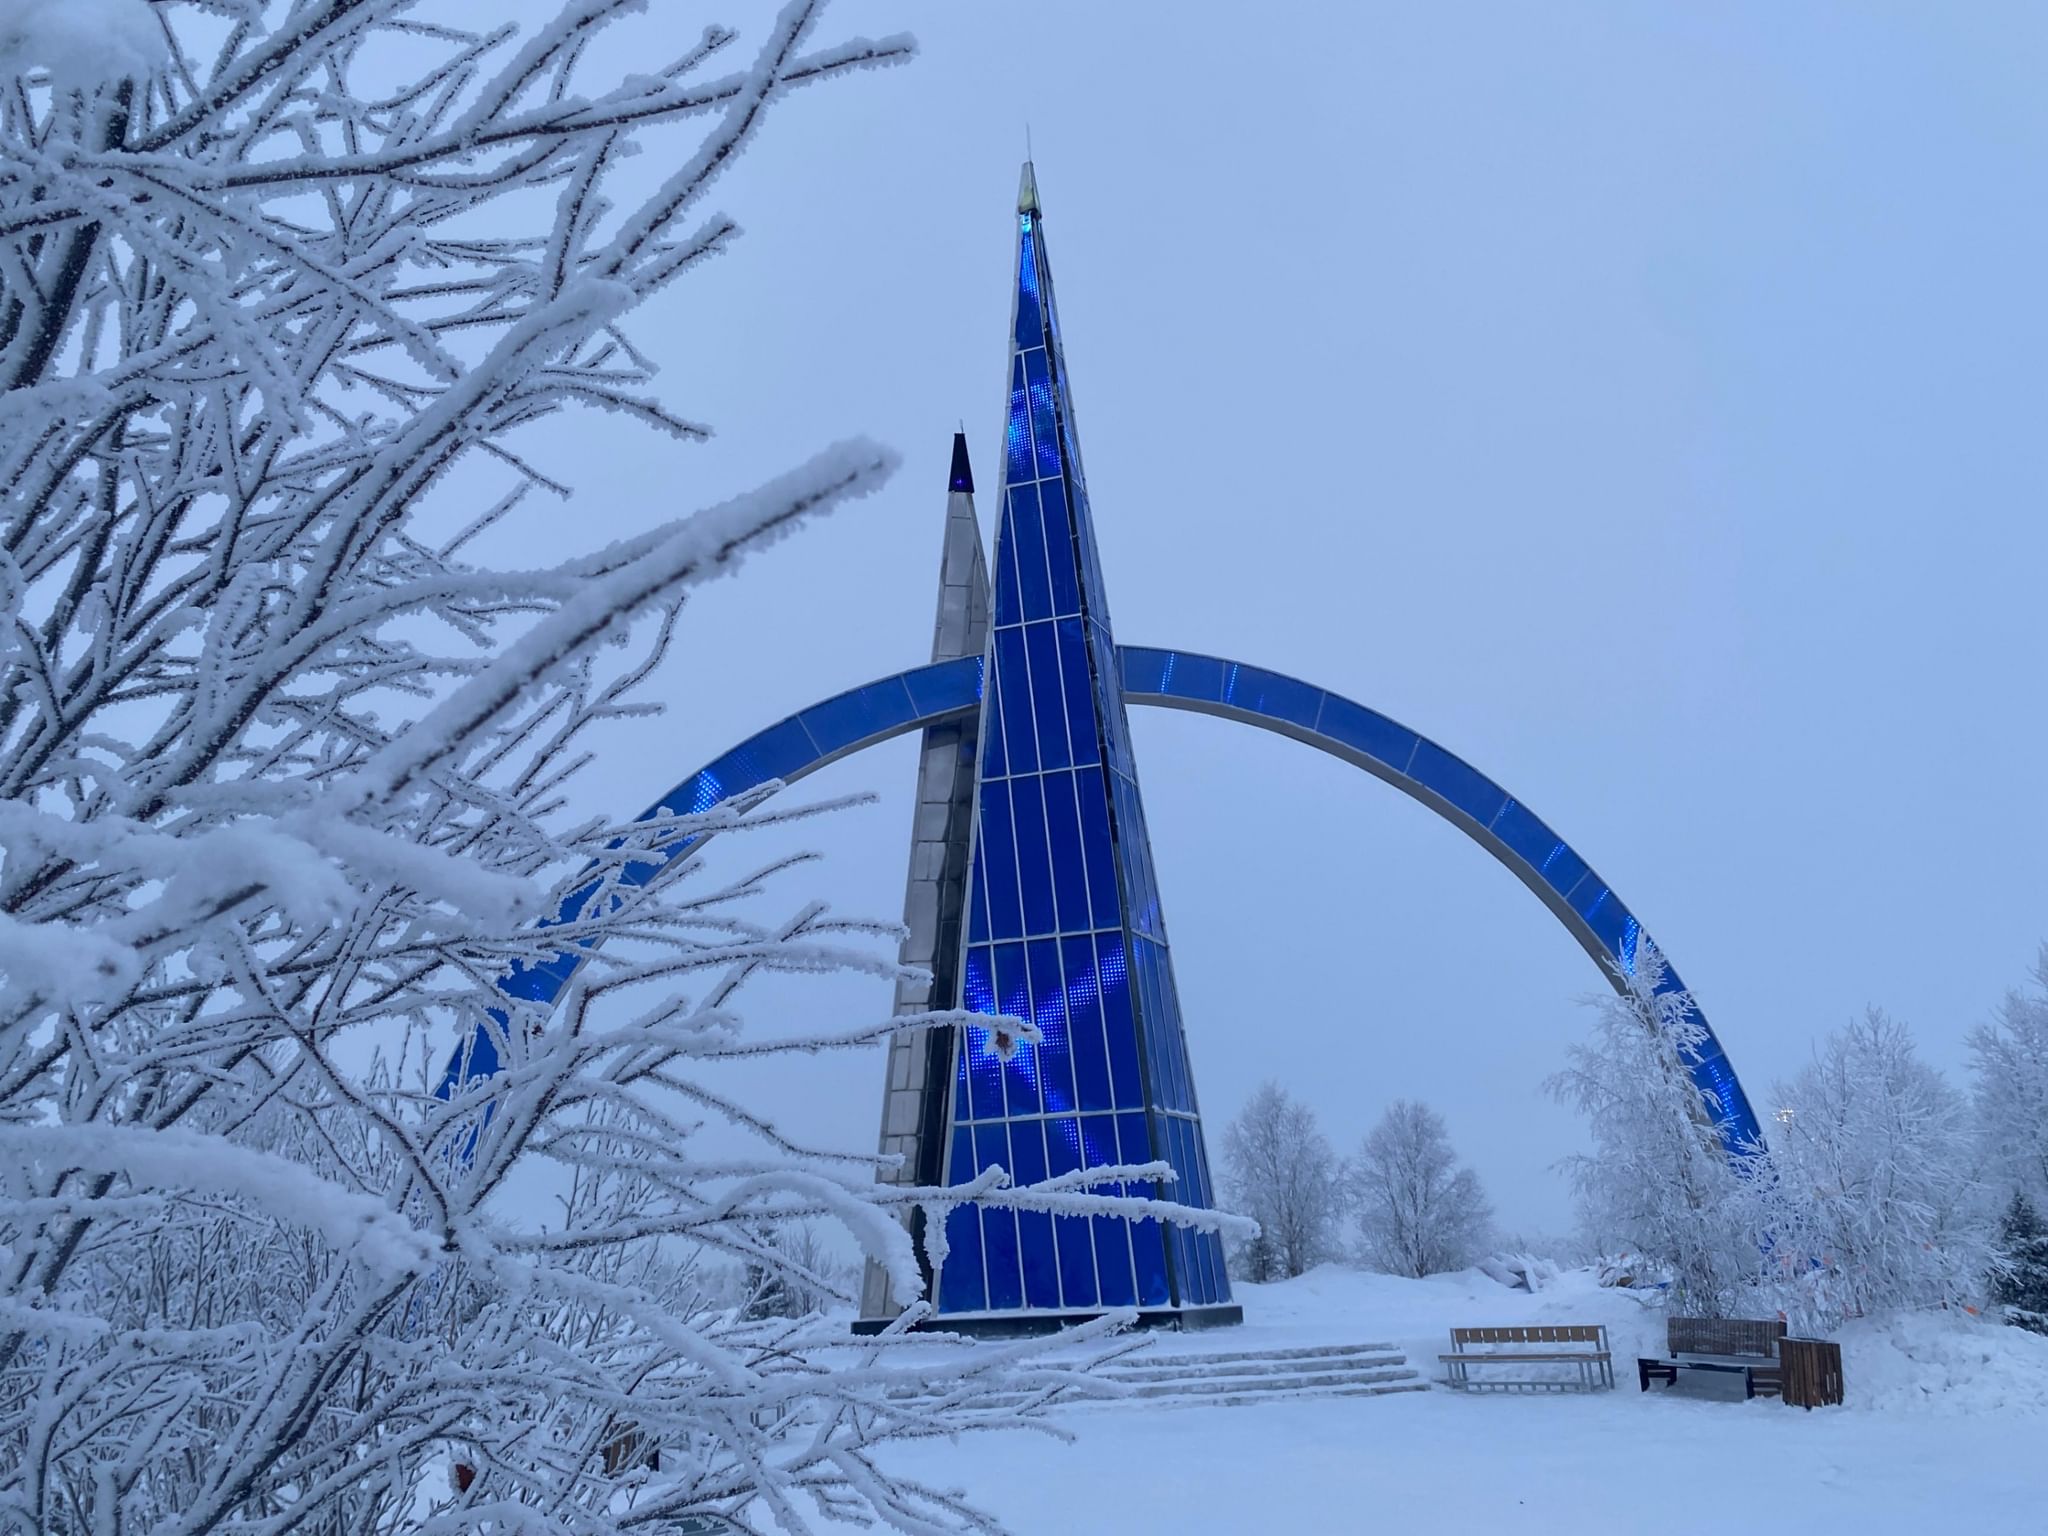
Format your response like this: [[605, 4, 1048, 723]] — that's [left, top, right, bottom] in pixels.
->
[[0, 5, 1181, 1532]]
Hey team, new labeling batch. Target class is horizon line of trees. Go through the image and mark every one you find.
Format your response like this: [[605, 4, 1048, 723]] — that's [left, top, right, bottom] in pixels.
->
[[1216, 941, 2048, 1338]]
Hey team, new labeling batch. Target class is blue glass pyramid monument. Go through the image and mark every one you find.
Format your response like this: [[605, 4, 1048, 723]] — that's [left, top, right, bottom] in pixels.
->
[[894, 164, 1235, 1330]]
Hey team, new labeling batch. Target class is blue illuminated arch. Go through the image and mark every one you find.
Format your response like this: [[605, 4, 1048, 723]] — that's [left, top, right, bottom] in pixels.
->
[[447, 647, 1761, 1153]]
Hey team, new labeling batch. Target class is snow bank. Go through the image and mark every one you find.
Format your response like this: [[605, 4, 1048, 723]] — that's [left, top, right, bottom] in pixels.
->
[[1836, 1308, 2048, 1416]]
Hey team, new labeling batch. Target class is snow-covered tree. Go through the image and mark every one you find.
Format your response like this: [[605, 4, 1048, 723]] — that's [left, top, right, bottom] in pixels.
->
[[1991, 1193, 2048, 1336], [0, 5, 1241, 1532], [1969, 947, 2048, 1211], [1349, 1099, 1493, 1278], [1546, 942, 1770, 1316], [1219, 1081, 1339, 1280], [1767, 1009, 1986, 1326]]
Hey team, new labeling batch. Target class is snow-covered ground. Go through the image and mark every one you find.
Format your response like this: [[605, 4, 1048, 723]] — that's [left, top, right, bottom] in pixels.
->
[[876, 1267, 2048, 1534]]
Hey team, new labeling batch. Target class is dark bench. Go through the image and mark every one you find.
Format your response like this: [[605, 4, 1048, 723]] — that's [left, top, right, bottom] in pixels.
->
[[1441, 1324, 1614, 1392], [1638, 1316, 1785, 1400]]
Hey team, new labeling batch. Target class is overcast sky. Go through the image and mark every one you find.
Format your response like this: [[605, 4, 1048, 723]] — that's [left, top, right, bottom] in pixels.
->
[[505, 2, 2048, 1237]]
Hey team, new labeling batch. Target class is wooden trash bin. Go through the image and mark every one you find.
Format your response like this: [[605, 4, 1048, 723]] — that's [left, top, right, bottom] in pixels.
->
[[1779, 1336, 1844, 1409]]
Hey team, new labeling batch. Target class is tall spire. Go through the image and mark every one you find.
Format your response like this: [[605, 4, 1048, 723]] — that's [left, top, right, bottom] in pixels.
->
[[932, 167, 1232, 1322]]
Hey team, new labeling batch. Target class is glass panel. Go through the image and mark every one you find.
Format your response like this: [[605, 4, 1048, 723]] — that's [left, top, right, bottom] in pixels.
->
[[980, 1210, 1023, 1313], [1489, 799, 1566, 875], [935, 1202, 985, 1312], [1047, 1113, 1098, 1308], [961, 947, 1004, 1122], [1065, 934, 1113, 1112], [1039, 478, 1081, 616], [796, 675, 917, 758], [1117, 644, 1169, 697], [1226, 665, 1322, 730], [901, 654, 983, 719], [977, 780, 1023, 941], [1024, 346, 1062, 481], [1027, 937, 1078, 1116], [1092, 1220, 1137, 1309], [979, 661, 1008, 781], [968, 839, 990, 944], [994, 628, 1036, 776], [1538, 840, 1590, 901], [1075, 767, 1122, 931], [704, 716, 817, 799], [1025, 622, 1072, 771], [1041, 769, 1090, 933], [1004, 353, 1033, 487], [1008, 777, 1056, 937], [1009, 1118, 1060, 1310], [1408, 739, 1508, 827], [993, 942, 1037, 1117], [1014, 221, 1045, 347], [1316, 694, 1417, 769], [1008, 485, 1052, 622], [1056, 618, 1099, 765], [1097, 930, 1143, 1110]]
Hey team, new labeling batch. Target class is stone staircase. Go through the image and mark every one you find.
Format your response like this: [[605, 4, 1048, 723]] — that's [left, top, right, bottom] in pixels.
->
[[975, 1340, 1428, 1414]]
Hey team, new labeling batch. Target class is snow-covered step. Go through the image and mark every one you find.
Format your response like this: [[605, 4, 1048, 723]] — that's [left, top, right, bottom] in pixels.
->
[[1101, 1341, 1399, 1371], [1113, 1364, 1422, 1400], [1101, 1350, 1407, 1386]]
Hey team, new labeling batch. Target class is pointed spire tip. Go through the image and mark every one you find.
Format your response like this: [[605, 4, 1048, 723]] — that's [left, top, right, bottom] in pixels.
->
[[1017, 159, 1039, 215], [948, 431, 974, 494]]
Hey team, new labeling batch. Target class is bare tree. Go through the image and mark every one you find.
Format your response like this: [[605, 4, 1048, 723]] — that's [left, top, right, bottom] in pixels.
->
[[1349, 1100, 1493, 1278], [0, 5, 1244, 1531], [1220, 1081, 1339, 1280]]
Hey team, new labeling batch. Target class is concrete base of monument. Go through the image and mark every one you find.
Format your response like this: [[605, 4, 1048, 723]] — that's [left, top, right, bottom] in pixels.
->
[[851, 1304, 1244, 1338]]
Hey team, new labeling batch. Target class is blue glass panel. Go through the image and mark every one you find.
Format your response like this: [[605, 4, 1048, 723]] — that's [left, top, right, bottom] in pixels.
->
[[1027, 937, 1077, 1114], [1153, 650, 1227, 705], [1224, 665, 1322, 731], [1489, 799, 1566, 877], [1129, 937, 1160, 1104], [901, 654, 983, 719], [1538, 840, 1591, 901], [1039, 479, 1081, 616], [1409, 739, 1508, 827], [992, 490, 1022, 634], [1056, 618, 1099, 765], [1015, 221, 1044, 348], [1121, 1112, 1169, 1306], [796, 675, 916, 758], [703, 715, 817, 797], [1024, 346, 1062, 481], [1093, 1220, 1137, 1309], [1009, 1118, 1060, 1309], [1025, 622, 1072, 772], [654, 766, 724, 820], [1577, 885, 1633, 958], [1040, 770, 1090, 933], [968, 839, 990, 944], [1007, 484, 1053, 622], [977, 780, 1023, 941], [1152, 947, 1190, 1112], [1097, 931, 1143, 1110], [947, 1124, 973, 1185], [1117, 645, 1168, 697], [961, 947, 1004, 1122], [993, 942, 1037, 1117], [1075, 768, 1121, 930], [1008, 778, 1056, 937], [1004, 354, 1033, 487], [1116, 1111, 1154, 1173], [980, 663, 1008, 781], [980, 1210, 1023, 1314], [1044, 1117, 1096, 1306], [1065, 934, 1113, 1112], [1314, 694, 1418, 770], [936, 1201, 985, 1312], [994, 628, 1036, 776]]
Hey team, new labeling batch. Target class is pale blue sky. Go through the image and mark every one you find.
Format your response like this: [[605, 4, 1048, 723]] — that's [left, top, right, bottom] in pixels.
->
[[509, 2, 2048, 1235]]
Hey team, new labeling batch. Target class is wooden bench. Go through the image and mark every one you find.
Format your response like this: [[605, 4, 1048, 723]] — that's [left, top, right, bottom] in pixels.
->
[[1440, 1325, 1614, 1392], [1637, 1316, 1785, 1400]]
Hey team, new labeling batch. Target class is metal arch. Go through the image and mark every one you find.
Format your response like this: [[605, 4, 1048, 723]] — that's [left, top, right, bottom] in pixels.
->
[[1116, 645, 1761, 1151], [449, 645, 1761, 1153]]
